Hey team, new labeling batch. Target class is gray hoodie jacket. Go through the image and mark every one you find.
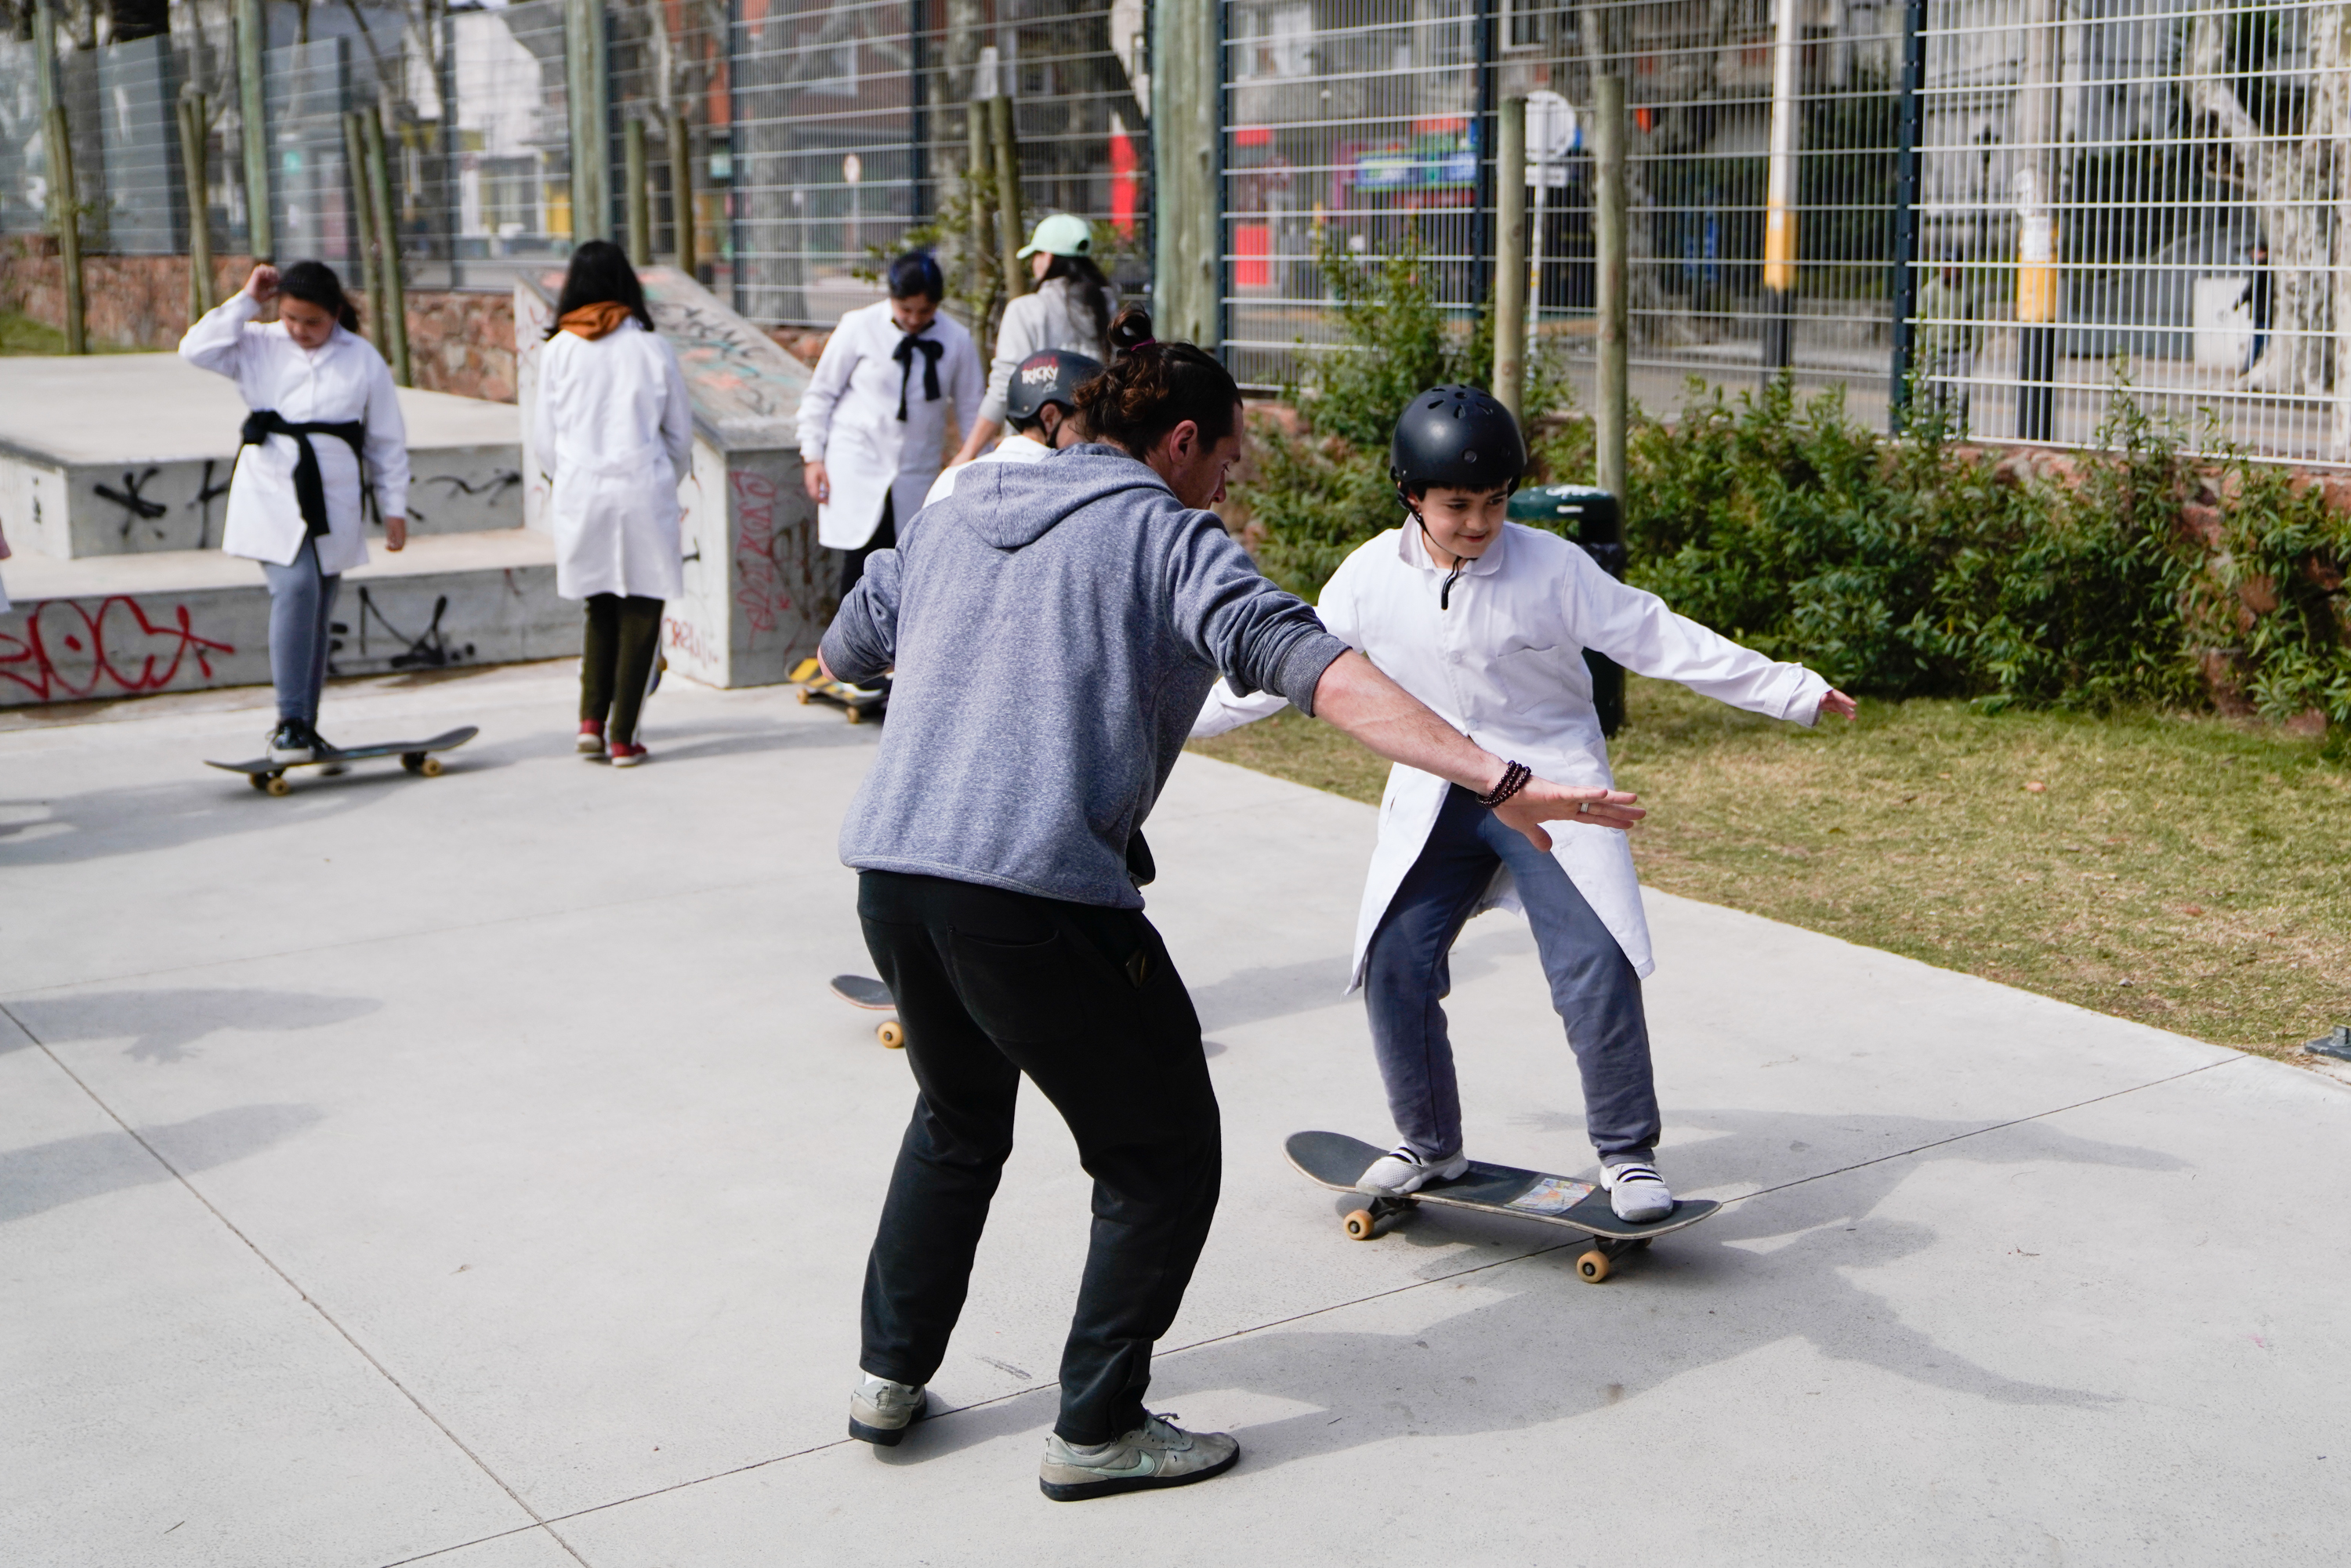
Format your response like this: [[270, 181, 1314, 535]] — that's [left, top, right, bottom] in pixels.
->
[[822, 443, 1349, 909]]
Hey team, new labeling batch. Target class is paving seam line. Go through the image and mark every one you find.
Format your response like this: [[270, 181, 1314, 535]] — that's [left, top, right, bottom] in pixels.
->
[[376, 1052, 2255, 1561], [0, 866, 844, 1000], [1, 1001, 598, 1568]]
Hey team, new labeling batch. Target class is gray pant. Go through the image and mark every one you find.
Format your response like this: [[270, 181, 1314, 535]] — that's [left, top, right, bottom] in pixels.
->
[[1364, 784, 1661, 1166], [261, 538, 340, 724]]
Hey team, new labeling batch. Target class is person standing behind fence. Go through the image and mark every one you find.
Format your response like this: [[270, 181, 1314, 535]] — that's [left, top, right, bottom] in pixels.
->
[[180, 261, 410, 766], [2238, 243, 2273, 375], [532, 240, 694, 768], [797, 253, 983, 617], [947, 215, 1115, 468]]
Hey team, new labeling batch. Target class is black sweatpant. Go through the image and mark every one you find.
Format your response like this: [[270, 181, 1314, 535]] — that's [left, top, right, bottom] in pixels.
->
[[581, 593, 662, 742], [839, 494, 897, 602], [854, 869, 1222, 1445]]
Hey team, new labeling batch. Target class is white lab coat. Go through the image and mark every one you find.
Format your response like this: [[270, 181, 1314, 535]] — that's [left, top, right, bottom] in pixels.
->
[[178, 292, 411, 575], [531, 318, 696, 601], [1194, 522, 1831, 987], [796, 301, 984, 549], [920, 430, 1052, 509], [977, 277, 1113, 426]]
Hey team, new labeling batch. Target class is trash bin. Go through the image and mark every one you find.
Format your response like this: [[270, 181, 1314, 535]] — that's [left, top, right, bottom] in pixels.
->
[[1508, 483, 1626, 736]]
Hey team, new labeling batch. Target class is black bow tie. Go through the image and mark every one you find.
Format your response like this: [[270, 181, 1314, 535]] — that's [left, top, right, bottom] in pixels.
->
[[891, 332, 944, 421]]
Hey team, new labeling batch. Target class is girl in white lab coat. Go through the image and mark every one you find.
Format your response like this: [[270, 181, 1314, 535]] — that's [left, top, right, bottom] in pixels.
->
[[947, 213, 1114, 467], [181, 261, 411, 764], [797, 252, 984, 615], [1198, 387, 1856, 1220], [533, 241, 694, 767]]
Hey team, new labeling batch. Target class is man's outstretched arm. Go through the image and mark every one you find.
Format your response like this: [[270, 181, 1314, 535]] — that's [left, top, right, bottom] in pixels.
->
[[1309, 651, 1644, 852]]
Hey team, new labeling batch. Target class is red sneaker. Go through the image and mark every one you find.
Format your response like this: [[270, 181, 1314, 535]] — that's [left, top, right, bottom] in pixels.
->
[[608, 740, 650, 768], [577, 719, 607, 758]]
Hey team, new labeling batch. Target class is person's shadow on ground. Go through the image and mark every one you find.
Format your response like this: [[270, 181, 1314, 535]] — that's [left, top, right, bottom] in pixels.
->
[[882, 1106, 2171, 1472]]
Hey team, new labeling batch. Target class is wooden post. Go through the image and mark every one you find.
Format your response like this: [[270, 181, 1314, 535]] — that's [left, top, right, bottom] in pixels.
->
[[362, 105, 411, 386], [990, 92, 1027, 297], [565, 0, 611, 246], [1492, 96, 1528, 419], [46, 104, 86, 355], [1593, 75, 1628, 500], [966, 82, 994, 308], [179, 94, 217, 321], [625, 116, 651, 266], [342, 110, 383, 346], [668, 110, 697, 277], [1151, 0, 1220, 347], [237, 0, 271, 259]]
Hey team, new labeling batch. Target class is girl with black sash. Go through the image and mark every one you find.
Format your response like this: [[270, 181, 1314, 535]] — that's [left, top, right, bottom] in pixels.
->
[[181, 262, 411, 762]]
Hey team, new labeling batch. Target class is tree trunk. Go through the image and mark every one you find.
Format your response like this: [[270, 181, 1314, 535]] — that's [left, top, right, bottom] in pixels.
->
[[2189, 11, 2335, 397]]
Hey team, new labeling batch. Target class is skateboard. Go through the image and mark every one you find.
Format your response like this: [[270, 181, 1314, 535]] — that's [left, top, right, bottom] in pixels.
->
[[1284, 1130, 1719, 1283], [206, 726, 478, 796], [788, 657, 886, 724], [831, 973, 904, 1048]]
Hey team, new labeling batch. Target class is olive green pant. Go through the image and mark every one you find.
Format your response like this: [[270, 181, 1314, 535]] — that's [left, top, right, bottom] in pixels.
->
[[581, 594, 663, 743]]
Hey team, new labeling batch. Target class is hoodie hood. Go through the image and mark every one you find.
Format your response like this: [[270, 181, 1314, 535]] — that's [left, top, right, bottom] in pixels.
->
[[940, 443, 1173, 550]]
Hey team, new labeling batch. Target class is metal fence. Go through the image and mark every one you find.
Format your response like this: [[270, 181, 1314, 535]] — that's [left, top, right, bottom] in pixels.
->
[[8, 1, 2349, 466], [1223, 0, 2351, 468]]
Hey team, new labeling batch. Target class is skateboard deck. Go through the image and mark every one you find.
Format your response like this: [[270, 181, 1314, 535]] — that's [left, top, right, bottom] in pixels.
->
[[788, 657, 886, 723], [207, 726, 478, 795], [1284, 1129, 1719, 1282], [830, 973, 904, 1048]]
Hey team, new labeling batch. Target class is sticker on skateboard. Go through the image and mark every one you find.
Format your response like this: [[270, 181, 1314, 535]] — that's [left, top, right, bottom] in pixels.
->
[[1284, 1129, 1718, 1282], [206, 726, 478, 796], [831, 973, 904, 1048], [789, 657, 887, 724]]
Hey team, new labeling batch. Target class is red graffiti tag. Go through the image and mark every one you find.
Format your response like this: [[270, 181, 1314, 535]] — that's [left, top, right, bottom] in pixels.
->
[[662, 612, 717, 670], [729, 469, 794, 634], [0, 596, 237, 703]]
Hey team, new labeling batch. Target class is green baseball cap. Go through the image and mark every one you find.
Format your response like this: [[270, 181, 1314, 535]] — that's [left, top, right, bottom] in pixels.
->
[[1016, 212, 1094, 259]]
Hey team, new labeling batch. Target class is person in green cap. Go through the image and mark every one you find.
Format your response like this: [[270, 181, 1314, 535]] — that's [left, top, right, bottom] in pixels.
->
[[949, 212, 1116, 467]]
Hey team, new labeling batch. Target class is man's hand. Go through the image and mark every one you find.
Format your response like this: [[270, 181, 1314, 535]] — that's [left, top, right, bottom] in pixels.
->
[[1817, 688, 1857, 722], [383, 515, 407, 552], [803, 459, 831, 505], [243, 263, 279, 303], [1494, 779, 1644, 853]]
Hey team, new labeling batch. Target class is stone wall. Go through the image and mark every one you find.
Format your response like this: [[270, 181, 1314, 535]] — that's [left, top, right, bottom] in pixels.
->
[[2, 237, 516, 403]]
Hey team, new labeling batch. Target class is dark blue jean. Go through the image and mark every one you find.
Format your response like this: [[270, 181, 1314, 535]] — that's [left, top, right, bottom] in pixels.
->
[[1364, 784, 1660, 1165], [260, 538, 340, 724]]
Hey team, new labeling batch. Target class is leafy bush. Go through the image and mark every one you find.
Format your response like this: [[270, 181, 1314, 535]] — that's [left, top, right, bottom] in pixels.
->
[[1234, 253, 2349, 728]]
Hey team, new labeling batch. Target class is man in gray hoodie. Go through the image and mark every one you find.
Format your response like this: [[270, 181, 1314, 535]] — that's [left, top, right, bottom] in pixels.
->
[[821, 324, 1640, 1501]]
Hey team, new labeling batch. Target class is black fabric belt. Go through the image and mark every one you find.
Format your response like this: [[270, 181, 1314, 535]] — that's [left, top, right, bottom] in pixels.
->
[[241, 410, 367, 539]]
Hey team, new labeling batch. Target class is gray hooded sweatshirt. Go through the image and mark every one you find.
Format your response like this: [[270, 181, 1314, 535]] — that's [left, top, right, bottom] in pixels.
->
[[822, 443, 1349, 909]]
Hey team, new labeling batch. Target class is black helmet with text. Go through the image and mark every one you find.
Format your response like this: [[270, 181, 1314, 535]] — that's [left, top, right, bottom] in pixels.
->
[[1005, 348, 1105, 430]]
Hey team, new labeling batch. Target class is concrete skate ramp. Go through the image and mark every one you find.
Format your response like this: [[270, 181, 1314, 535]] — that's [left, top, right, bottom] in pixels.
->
[[0, 354, 525, 557]]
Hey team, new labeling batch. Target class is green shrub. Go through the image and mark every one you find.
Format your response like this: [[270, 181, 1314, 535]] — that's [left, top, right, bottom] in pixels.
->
[[1234, 249, 2347, 727]]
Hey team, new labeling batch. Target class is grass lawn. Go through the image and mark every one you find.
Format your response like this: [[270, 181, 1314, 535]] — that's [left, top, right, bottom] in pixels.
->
[[0, 311, 145, 355], [1189, 679, 2350, 1059]]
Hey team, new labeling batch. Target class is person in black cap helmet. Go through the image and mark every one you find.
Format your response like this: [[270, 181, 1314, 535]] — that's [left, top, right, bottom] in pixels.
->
[[921, 347, 1102, 509], [1198, 385, 1856, 1219]]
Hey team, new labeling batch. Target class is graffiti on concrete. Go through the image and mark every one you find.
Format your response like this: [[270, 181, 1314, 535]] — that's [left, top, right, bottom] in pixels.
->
[[98, 467, 170, 543], [0, 596, 237, 701], [730, 469, 793, 636], [188, 460, 234, 550], [418, 469, 524, 503], [353, 586, 475, 671]]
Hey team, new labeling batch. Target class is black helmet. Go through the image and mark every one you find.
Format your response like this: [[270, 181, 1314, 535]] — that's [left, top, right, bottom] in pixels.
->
[[1388, 384, 1527, 504], [1005, 349, 1105, 425]]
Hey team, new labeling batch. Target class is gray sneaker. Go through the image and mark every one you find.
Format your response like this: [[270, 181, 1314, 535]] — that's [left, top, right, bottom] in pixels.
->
[[847, 1374, 927, 1447], [1601, 1160, 1675, 1224], [1038, 1414, 1239, 1501]]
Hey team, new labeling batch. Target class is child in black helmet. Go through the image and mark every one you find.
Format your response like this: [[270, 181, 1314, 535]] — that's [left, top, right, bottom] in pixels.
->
[[1197, 386, 1855, 1219]]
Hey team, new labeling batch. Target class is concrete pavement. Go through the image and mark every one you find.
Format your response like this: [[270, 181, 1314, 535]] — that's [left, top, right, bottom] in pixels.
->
[[2, 664, 2343, 1566]]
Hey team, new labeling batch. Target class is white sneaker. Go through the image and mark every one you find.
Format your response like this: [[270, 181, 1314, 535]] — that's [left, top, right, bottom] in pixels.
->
[[1355, 1144, 1469, 1198], [847, 1374, 927, 1447], [1601, 1161, 1674, 1223], [1038, 1413, 1239, 1501]]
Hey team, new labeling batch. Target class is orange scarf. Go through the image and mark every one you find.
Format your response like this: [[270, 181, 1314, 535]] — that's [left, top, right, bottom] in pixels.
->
[[560, 301, 632, 340]]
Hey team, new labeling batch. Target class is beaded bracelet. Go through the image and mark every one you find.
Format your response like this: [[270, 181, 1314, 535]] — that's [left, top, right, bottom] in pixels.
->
[[1476, 760, 1532, 809]]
